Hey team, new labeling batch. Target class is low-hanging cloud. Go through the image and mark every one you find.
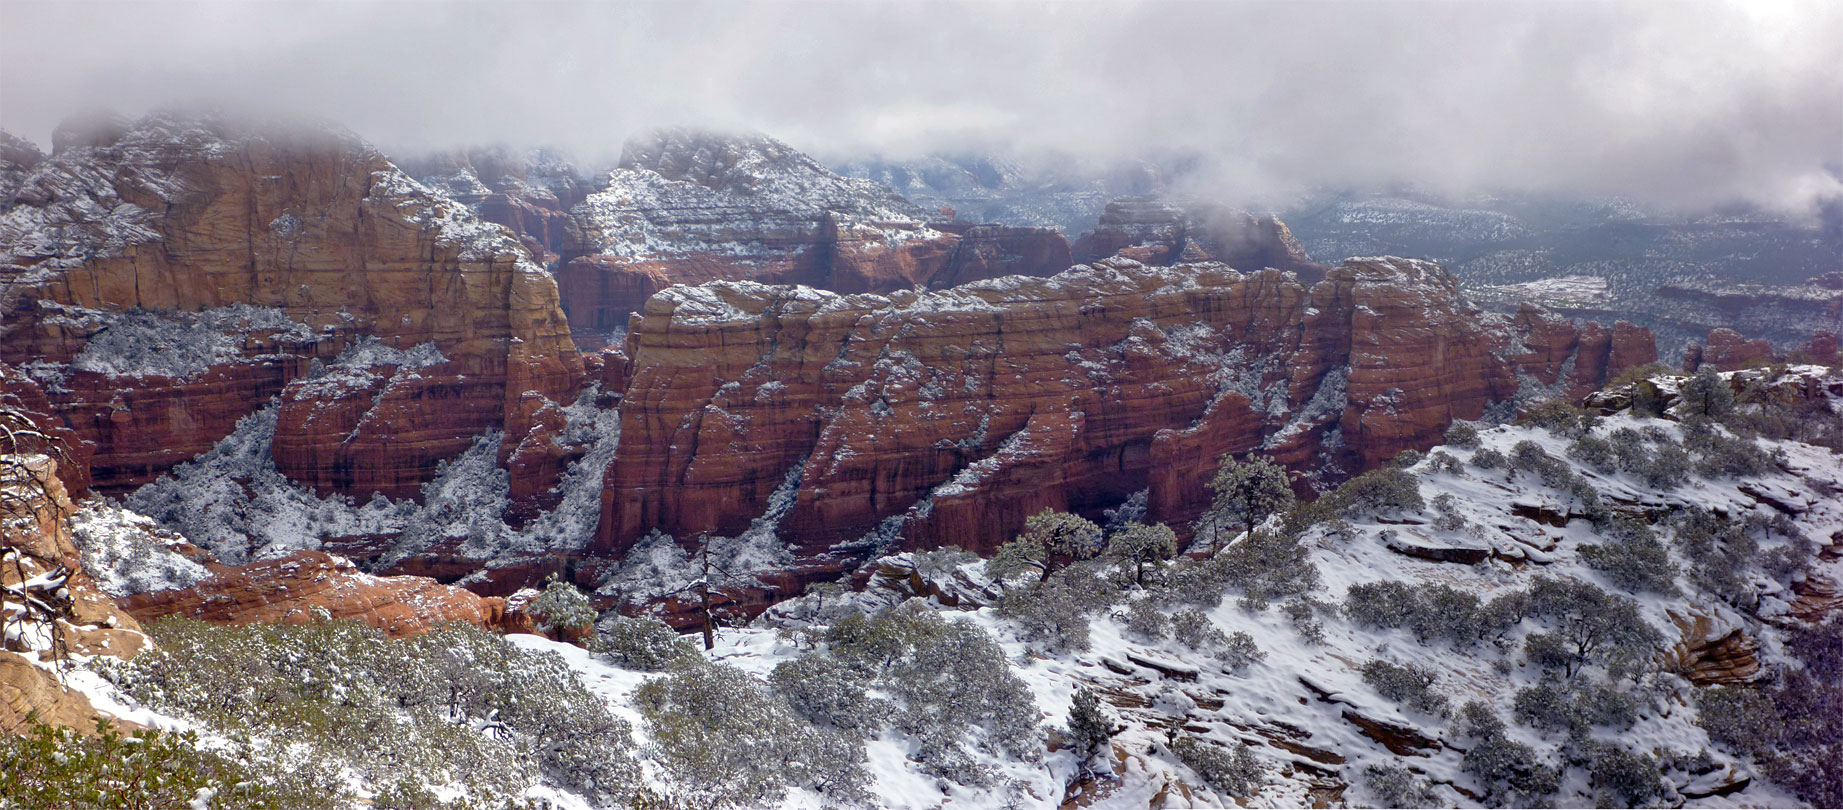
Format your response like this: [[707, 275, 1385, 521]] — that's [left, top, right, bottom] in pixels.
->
[[2, 0, 1840, 213]]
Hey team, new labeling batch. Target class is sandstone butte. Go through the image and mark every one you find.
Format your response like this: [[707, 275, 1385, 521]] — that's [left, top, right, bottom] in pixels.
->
[[597, 256, 1659, 559], [2, 112, 1663, 610]]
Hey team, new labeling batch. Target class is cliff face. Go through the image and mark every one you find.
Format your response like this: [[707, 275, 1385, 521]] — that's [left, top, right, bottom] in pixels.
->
[[596, 256, 1657, 558], [0, 113, 586, 501], [552, 130, 1072, 339]]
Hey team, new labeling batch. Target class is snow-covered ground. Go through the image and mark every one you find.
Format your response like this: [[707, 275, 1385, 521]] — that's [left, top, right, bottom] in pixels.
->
[[517, 375, 1842, 808]]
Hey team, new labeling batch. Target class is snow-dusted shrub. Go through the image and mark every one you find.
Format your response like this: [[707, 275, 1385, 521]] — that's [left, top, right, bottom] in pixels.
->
[[1444, 420, 1481, 448], [1215, 529, 1320, 610], [1512, 682, 1637, 736], [1471, 447, 1507, 470], [1520, 399, 1594, 437], [1118, 596, 1171, 641], [1788, 618, 1843, 683], [1361, 659, 1449, 716], [1218, 630, 1266, 673], [1587, 745, 1670, 808], [1477, 589, 1533, 640], [996, 563, 1114, 652], [769, 655, 881, 736], [1427, 450, 1466, 476], [1170, 735, 1263, 798], [595, 614, 700, 672], [0, 716, 339, 810], [1578, 516, 1678, 595], [1328, 467, 1424, 519], [1429, 492, 1468, 532], [1566, 434, 1618, 474], [1672, 508, 1760, 607], [1526, 577, 1663, 678], [1455, 701, 1561, 807], [637, 662, 869, 808], [1522, 632, 1578, 676], [108, 617, 641, 806], [1281, 597, 1328, 644], [1064, 687, 1114, 760], [1391, 448, 1426, 469], [1362, 763, 1444, 809], [1697, 685, 1779, 756], [1343, 582, 1487, 646], [826, 602, 1041, 781], [1694, 433, 1780, 479], [1640, 445, 1692, 490], [526, 576, 597, 634], [1169, 608, 1226, 650], [1509, 439, 1579, 489]]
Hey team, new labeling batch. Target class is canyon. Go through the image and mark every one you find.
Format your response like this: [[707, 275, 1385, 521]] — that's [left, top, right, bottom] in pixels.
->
[[0, 113, 1675, 602]]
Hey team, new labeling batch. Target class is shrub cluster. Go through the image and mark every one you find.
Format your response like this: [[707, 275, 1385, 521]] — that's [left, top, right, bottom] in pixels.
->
[[1171, 735, 1264, 798], [1361, 659, 1449, 716], [104, 616, 641, 807]]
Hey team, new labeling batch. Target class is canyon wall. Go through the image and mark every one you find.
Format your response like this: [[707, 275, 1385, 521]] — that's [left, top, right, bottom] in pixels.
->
[[597, 256, 1657, 558], [0, 113, 586, 501]]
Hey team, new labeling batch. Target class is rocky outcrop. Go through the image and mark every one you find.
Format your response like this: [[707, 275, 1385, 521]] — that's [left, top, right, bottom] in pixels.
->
[[552, 129, 1071, 338], [1, 455, 147, 734], [1072, 197, 1328, 282], [0, 112, 587, 500], [1687, 328, 1778, 372], [1508, 305, 1659, 400], [120, 549, 509, 638], [595, 256, 1656, 558]]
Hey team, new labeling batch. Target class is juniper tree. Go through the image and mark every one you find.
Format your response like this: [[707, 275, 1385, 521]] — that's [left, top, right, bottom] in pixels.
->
[[1679, 367, 1735, 419], [1204, 454, 1296, 549], [985, 509, 1104, 585], [526, 574, 597, 636], [1105, 521, 1178, 587], [1065, 687, 1114, 762]]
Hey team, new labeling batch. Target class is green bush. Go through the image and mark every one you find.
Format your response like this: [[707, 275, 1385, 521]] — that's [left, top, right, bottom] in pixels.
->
[[104, 616, 640, 807], [0, 716, 338, 810]]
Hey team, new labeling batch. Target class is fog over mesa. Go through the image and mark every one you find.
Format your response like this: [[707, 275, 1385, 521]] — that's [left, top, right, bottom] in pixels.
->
[[2, 0, 1840, 214]]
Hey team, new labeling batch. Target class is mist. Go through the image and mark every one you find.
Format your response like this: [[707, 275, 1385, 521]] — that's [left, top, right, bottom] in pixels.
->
[[2, 0, 1840, 214]]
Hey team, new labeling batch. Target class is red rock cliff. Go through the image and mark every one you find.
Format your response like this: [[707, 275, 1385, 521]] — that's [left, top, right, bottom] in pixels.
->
[[596, 256, 1656, 558], [0, 113, 586, 501]]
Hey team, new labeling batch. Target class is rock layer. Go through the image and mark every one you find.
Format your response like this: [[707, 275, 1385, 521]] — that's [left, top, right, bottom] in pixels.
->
[[0, 113, 586, 500], [596, 257, 1657, 558], [120, 549, 509, 638]]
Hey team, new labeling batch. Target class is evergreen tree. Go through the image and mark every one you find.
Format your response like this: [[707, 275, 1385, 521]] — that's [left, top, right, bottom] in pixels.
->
[[1205, 454, 1296, 549], [985, 509, 1103, 585], [1679, 368, 1735, 418], [1066, 687, 1113, 760], [527, 575, 597, 637], [1105, 521, 1178, 586]]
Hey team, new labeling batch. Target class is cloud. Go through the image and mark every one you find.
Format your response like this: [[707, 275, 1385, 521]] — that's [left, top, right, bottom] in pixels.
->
[[2, 0, 1839, 212]]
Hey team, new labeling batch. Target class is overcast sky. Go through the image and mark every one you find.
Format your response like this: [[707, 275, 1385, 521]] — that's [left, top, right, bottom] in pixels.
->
[[2, 0, 1840, 213]]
